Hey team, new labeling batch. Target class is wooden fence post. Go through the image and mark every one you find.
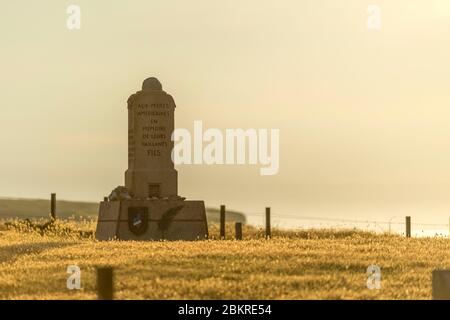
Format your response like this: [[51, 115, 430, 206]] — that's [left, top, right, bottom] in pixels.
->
[[265, 207, 271, 239], [235, 222, 242, 240], [432, 270, 450, 300], [50, 193, 56, 220], [103, 197, 108, 202], [97, 267, 114, 300], [220, 205, 226, 239], [405, 216, 411, 238]]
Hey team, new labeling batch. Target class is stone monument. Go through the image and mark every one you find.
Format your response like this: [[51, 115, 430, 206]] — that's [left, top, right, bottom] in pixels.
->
[[95, 77, 208, 241]]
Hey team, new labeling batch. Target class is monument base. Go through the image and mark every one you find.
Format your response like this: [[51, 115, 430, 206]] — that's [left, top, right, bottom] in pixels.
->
[[95, 199, 208, 241]]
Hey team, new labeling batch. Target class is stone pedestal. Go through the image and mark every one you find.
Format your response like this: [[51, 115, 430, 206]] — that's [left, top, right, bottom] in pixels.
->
[[95, 199, 208, 241]]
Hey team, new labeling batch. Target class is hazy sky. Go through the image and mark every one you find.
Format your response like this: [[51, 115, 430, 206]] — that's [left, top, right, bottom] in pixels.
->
[[2, 1, 450, 223]]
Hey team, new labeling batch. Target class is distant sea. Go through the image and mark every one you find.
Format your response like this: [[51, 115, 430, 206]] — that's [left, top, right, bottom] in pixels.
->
[[243, 206, 450, 238]]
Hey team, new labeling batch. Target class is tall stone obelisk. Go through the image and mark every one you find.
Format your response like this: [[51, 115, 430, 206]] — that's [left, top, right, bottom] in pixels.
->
[[95, 77, 208, 241], [125, 77, 178, 199]]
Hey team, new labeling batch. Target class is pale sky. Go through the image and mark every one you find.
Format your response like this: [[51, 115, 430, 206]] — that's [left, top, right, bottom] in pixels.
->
[[2, 1, 450, 224]]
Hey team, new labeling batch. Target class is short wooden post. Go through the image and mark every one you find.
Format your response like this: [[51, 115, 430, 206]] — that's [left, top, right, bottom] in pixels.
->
[[405, 216, 411, 238], [235, 222, 242, 240], [103, 197, 108, 202], [50, 193, 56, 220], [97, 267, 114, 300], [432, 270, 450, 300], [265, 207, 271, 239], [220, 205, 226, 239]]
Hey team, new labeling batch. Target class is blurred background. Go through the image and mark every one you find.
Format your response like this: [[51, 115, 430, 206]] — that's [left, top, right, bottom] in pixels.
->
[[1, 1, 450, 233]]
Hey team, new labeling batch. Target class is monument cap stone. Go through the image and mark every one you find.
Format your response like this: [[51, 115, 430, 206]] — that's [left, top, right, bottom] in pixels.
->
[[142, 77, 163, 91]]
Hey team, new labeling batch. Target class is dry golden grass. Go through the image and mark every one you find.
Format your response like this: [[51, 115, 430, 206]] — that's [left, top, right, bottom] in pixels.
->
[[0, 220, 449, 300]]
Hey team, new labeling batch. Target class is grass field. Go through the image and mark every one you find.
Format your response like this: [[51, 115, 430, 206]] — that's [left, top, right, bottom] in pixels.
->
[[0, 220, 449, 300]]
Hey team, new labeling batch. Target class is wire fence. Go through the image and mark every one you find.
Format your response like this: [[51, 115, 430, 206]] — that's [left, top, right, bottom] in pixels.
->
[[244, 211, 449, 236]]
